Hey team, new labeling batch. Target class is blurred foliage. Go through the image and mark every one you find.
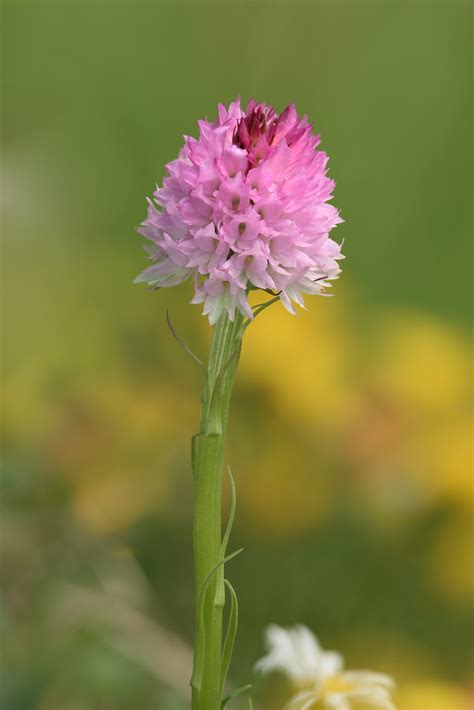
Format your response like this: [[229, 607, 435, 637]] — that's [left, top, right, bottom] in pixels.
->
[[1, 1, 472, 709]]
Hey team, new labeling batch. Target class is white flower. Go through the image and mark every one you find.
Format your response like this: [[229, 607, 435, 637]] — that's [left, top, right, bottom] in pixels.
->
[[255, 624, 343, 684], [255, 625, 396, 710]]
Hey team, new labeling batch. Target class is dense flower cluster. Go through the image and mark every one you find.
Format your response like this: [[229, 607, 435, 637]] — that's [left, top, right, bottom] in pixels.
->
[[256, 625, 396, 710], [136, 99, 343, 324]]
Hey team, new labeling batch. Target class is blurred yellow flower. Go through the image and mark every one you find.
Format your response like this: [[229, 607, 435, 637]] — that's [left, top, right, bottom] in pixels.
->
[[240, 295, 357, 434], [422, 415, 474, 504], [341, 309, 473, 510], [397, 681, 473, 710], [235, 298, 473, 535], [373, 312, 471, 413], [69, 380, 196, 533]]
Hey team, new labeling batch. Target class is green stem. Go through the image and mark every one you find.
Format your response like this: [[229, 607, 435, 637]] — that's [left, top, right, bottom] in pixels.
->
[[191, 311, 245, 710]]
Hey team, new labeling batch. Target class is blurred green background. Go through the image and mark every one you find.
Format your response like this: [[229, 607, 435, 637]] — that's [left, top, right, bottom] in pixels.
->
[[1, 1, 472, 709]]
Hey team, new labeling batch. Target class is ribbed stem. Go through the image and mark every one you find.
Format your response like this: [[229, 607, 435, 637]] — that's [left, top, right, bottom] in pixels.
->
[[191, 311, 245, 710]]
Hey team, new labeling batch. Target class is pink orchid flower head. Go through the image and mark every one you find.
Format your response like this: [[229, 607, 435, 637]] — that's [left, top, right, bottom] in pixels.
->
[[135, 98, 344, 324]]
